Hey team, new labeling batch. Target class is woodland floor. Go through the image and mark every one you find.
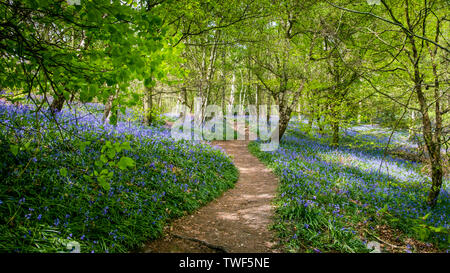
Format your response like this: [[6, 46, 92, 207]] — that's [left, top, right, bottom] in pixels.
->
[[142, 124, 281, 253]]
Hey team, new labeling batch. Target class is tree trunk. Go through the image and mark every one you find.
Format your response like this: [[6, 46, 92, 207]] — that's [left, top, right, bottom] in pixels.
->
[[180, 86, 188, 120], [277, 108, 291, 140], [317, 116, 324, 134], [230, 72, 236, 108], [158, 93, 162, 109], [102, 94, 114, 124], [143, 85, 153, 126], [393, 0, 445, 207], [220, 51, 226, 117], [408, 36, 442, 207], [331, 121, 339, 147], [426, 18, 444, 207], [307, 102, 314, 133], [256, 84, 260, 117], [238, 69, 243, 106], [50, 92, 65, 114]]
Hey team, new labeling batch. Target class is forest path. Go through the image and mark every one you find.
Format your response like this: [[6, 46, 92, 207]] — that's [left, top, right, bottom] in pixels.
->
[[142, 123, 280, 253]]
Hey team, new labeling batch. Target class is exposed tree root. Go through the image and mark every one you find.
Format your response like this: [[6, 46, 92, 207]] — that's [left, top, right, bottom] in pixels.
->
[[171, 233, 228, 253]]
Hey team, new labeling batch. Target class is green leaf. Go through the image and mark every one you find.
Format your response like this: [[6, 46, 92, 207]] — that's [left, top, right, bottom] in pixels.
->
[[110, 111, 118, 125], [98, 176, 111, 191], [106, 149, 116, 159], [63, 91, 70, 100], [120, 142, 132, 151], [100, 154, 108, 163], [60, 167, 68, 177], [83, 174, 93, 182], [95, 160, 104, 168], [113, 142, 122, 153], [144, 78, 153, 87], [117, 156, 135, 170], [378, 204, 388, 214], [80, 141, 91, 152], [10, 145, 19, 156], [105, 141, 113, 149], [422, 213, 431, 220], [101, 183, 111, 191]]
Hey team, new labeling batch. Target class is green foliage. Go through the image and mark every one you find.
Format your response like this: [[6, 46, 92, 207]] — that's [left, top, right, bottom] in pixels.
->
[[87, 141, 136, 191], [146, 107, 166, 127], [59, 168, 68, 178], [117, 157, 135, 171], [9, 145, 18, 157], [0, 0, 172, 114], [411, 214, 450, 242]]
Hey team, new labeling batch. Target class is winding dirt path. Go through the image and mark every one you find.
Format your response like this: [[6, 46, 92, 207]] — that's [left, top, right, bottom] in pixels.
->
[[142, 139, 280, 253]]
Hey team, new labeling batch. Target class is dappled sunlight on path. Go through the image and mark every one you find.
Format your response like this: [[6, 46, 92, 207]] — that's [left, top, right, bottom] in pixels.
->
[[143, 140, 281, 253]]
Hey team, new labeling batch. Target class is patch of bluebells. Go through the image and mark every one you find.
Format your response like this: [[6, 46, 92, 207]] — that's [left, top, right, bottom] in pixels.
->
[[0, 101, 238, 252], [252, 120, 449, 250], [291, 117, 446, 159]]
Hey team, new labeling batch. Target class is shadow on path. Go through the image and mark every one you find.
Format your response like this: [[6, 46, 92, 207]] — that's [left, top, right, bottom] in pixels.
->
[[142, 139, 281, 253]]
